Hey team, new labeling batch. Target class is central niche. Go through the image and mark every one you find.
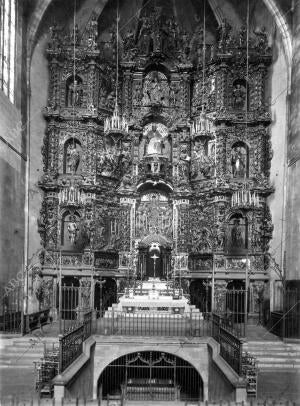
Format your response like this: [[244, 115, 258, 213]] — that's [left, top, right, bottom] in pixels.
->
[[142, 71, 170, 106], [135, 191, 172, 240], [141, 123, 170, 158]]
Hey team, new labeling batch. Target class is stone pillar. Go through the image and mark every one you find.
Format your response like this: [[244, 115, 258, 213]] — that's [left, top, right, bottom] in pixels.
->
[[286, 2, 300, 282]]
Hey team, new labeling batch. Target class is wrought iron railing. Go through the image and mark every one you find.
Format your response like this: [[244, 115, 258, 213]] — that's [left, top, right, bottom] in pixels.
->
[[96, 311, 210, 337], [0, 285, 23, 333], [212, 313, 243, 376], [242, 351, 258, 397], [59, 309, 93, 373], [35, 343, 60, 398], [59, 324, 85, 373]]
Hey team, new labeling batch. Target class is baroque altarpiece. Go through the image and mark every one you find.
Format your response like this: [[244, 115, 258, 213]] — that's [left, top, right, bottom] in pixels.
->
[[37, 7, 273, 316]]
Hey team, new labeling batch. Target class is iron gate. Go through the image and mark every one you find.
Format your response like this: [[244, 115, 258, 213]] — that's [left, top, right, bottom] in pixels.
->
[[214, 288, 247, 337], [0, 285, 23, 333], [98, 351, 203, 402]]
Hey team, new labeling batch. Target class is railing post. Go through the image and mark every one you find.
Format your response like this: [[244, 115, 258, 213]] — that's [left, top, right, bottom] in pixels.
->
[[111, 308, 115, 335], [58, 334, 63, 373]]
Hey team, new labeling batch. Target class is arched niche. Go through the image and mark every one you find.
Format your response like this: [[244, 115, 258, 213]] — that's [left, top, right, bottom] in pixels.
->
[[232, 78, 249, 111], [226, 212, 248, 254], [65, 74, 83, 107], [135, 190, 172, 241], [63, 138, 82, 174], [140, 122, 171, 159], [230, 141, 249, 179], [97, 350, 204, 402], [61, 210, 81, 250]]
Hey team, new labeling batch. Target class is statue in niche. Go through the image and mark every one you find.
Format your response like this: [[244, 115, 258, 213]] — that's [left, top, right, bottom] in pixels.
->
[[233, 82, 247, 110], [253, 27, 268, 51], [231, 145, 247, 178], [99, 144, 120, 177], [231, 218, 244, 248], [197, 229, 211, 252], [239, 25, 247, 47], [178, 145, 191, 182], [122, 28, 136, 60], [146, 125, 165, 155], [218, 19, 232, 50], [67, 215, 79, 244], [138, 16, 151, 53], [178, 30, 191, 62], [143, 71, 168, 106], [148, 72, 162, 104], [66, 143, 80, 174], [86, 14, 98, 49], [120, 142, 132, 173], [191, 141, 212, 179], [67, 79, 83, 107]]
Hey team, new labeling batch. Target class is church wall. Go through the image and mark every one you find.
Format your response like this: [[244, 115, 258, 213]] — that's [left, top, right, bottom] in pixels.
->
[[0, 0, 27, 293], [285, 1, 300, 282], [268, 35, 288, 303], [0, 126, 25, 291], [249, 2, 289, 309]]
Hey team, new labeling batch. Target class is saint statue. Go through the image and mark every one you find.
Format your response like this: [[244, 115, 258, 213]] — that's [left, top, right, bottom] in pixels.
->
[[231, 146, 246, 178], [67, 143, 80, 174], [231, 219, 244, 248], [233, 83, 246, 110], [146, 125, 165, 155], [67, 216, 78, 244], [68, 79, 83, 107]]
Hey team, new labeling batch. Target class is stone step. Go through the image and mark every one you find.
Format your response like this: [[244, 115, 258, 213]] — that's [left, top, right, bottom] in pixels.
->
[[248, 351, 300, 359], [0, 357, 39, 366], [0, 353, 44, 361], [256, 357, 300, 363], [259, 363, 300, 370]]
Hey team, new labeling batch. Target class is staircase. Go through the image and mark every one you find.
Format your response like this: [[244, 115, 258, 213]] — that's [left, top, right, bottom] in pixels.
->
[[243, 340, 300, 371], [0, 336, 57, 398]]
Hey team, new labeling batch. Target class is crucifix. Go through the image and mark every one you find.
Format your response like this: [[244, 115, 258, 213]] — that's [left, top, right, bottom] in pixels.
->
[[150, 253, 159, 278]]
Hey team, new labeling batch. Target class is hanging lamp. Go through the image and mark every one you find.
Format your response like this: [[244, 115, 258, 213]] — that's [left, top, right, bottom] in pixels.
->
[[104, 1, 128, 135]]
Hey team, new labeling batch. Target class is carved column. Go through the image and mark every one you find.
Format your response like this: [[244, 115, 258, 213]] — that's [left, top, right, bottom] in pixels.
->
[[181, 72, 191, 117], [122, 69, 133, 117], [215, 64, 228, 110]]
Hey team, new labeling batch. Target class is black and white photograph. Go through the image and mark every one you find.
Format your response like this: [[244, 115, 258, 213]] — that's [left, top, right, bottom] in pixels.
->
[[0, 0, 299, 404]]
